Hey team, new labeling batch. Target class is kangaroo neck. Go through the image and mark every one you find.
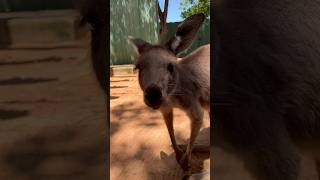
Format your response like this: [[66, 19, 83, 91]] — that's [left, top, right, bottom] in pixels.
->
[[173, 64, 198, 95]]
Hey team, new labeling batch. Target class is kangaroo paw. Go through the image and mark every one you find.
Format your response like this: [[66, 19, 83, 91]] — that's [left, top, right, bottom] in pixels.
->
[[177, 144, 188, 152], [180, 153, 190, 171], [177, 144, 209, 153], [191, 144, 210, 153], [175, 147, 184, 163]]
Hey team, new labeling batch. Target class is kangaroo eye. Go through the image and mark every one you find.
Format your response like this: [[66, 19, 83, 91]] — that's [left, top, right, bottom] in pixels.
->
[[167, 63, 174, 73]]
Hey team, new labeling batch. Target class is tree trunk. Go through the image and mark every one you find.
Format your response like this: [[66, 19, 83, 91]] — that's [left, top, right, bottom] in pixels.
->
[[158, 0, 169, 38]]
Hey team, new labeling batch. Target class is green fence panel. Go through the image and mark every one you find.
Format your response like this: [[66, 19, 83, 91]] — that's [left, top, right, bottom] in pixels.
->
[[161, 19, 210, 57], [0, 0, 9, 12], [0, 0, 73, 12], [110, 0, 159, 65]]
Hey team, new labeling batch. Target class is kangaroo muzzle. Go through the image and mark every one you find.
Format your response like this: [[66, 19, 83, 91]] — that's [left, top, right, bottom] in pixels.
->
[[144, 84, 163, 109]]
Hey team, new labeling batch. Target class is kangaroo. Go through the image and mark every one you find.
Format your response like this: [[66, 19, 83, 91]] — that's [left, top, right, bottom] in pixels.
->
[[213, 0, 320, 180], [129, 13, 210, 171], [77, 0, 107, 91]]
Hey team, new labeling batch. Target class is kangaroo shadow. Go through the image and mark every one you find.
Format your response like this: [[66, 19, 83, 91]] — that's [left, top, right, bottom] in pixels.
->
[[110, 99, 210, 179], [159, 127, 210, 178]]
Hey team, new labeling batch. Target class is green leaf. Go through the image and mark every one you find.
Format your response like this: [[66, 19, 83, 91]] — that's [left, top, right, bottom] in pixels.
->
[[179, 0, 210, 19]]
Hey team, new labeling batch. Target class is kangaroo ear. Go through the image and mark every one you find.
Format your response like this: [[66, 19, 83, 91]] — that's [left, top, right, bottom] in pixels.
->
[[128, 36, 152, 55], [165, 13, 205, 55]]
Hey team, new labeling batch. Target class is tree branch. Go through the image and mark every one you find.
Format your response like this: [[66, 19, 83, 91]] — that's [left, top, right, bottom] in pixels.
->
[[157, 0, 169, 38], [163, 0, 169, 22]]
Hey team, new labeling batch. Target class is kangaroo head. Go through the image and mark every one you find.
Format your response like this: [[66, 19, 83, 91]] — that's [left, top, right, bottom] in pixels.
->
[[129, 13, 205, 109]]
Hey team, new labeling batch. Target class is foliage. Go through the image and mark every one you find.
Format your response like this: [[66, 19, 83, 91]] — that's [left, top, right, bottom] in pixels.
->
[[180, 0, 210, 19]]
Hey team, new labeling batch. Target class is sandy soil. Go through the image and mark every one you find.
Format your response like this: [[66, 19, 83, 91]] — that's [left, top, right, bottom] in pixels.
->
[[0, 46, 106, 180], [110, 75, 319, 180], [1, 46, 317, 180], [110, 75, 210, 180]]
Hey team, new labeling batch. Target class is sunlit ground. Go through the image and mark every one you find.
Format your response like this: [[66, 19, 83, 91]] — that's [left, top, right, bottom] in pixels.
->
[[109, 73, 320, 180], [110, 75, 210, 180]]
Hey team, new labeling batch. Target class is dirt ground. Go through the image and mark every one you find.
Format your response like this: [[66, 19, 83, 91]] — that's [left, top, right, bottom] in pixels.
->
[[0, 41, 318, 180], [1, 46, 318, 180], [110, 75, 319, 180], [0, 44, 106, 180], [110, 75, 210, 180]]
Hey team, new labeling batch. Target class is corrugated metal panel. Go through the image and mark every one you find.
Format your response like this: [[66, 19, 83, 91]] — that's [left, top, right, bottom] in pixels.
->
[[162, 19, 210, 57], [110, 0, 159, 65]]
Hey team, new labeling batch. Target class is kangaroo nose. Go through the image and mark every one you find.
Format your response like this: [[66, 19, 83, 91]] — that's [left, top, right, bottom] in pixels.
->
[[144, 84, 162, 106]]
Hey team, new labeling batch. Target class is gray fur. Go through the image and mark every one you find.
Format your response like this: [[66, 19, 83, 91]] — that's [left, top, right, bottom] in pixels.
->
[[129, 13, 209, 172], [214, 0, 320, 179]]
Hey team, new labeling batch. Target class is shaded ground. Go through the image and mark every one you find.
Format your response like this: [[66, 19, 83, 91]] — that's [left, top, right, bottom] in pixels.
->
[[0, 38, 106, 179], [110, 76, 210, 180], [109, 75, 319, 180]]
